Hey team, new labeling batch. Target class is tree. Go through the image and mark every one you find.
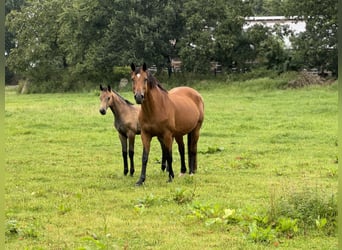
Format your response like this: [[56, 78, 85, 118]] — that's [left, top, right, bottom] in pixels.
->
[[245, 24, 289, 71], [58, 0, 115, 84], [5, 0, 25, 84], [179, 0, 252, 72], [111, 0, 185, 72], [284, 0, 338, 75], [6, 0, 67, 91]]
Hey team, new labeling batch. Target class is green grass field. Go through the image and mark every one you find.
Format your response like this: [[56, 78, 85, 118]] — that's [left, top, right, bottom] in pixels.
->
[[5, 80, 338, 249]]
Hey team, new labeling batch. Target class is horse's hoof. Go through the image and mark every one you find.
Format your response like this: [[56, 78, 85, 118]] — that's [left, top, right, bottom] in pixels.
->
[[179, 173, 186, 177], [135, 179, 144, 186], [124, 170, 129, 176], [135, 182, 143, 186], [167, 176, 174, 183]]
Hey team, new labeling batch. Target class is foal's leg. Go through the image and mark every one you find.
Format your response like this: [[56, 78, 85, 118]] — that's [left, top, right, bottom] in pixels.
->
[[136, 132, 152, 186], [175, 136, 186, 175], [119, 134, 129, 175], [128, 132, 135, 176]]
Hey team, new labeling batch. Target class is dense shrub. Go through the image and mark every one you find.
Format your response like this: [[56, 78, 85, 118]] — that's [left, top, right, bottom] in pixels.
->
[[112, 66, 131, 82], [269, 190, 337, 236]]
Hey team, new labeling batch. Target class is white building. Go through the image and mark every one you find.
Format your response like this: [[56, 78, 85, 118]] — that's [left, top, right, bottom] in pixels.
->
[[244, 16, 306, 49]]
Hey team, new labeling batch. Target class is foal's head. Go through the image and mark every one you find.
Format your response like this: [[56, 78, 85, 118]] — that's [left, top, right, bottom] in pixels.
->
[[99, 84, 113, 115]]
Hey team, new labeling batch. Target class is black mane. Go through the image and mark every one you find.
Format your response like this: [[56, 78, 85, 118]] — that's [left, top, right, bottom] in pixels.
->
[[133, 65, 168, 93]]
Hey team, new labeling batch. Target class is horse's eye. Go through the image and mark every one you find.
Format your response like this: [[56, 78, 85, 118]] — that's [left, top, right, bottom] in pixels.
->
[[107, 97, 110, 101]]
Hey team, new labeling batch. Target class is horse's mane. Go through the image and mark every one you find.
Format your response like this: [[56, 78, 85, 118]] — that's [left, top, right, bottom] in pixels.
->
[[134, 67, 168, 93], [147, 71, 168, 93]]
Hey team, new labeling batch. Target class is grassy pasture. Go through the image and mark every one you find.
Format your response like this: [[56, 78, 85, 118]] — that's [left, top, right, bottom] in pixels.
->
[[5, 81, 338, 249]]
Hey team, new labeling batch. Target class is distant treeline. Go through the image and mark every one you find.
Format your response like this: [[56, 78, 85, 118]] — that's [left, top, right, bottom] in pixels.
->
[[5, 0, 337, 92]]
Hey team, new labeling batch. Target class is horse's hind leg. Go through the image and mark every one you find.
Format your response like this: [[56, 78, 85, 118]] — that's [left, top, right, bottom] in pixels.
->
[[119, 134, 129, 175], [175, 136, 186, 174], [158, 137, 168, 172], [163, 134, 175, 182], [188, 128, 200, 174]]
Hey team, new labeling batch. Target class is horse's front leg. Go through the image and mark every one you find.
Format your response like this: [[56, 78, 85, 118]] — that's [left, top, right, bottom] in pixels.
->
[[128, 132, 136, 176], [119, 133, 129, 175], [163, 134, 174, 182], [136, 132, 151, 186]]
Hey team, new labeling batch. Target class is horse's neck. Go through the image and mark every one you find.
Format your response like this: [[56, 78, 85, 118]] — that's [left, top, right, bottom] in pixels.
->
[[143, 87, 169, 116], [109, 93, 126, 118]]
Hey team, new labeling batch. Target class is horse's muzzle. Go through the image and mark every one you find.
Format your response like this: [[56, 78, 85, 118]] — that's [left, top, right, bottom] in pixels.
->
[[99, 108, 106, 115], [134, 93, 144, 104]]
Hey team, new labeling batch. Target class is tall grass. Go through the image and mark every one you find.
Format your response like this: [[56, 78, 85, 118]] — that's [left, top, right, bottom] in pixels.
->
[[5, 79, 337, 249]]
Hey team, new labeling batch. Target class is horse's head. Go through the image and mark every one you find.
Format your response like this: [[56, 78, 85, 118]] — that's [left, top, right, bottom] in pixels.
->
[[99, 84, 113, 115], [131, 63, 149, 104]]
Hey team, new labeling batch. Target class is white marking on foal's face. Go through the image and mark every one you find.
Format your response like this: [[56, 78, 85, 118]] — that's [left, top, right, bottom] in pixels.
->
[[137, 73, 141, 79]]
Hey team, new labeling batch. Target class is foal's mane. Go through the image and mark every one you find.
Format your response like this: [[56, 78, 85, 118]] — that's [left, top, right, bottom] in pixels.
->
[[102, 86, 134, 105], [134, 67, 168, 93], [114, 90, 135, 105]]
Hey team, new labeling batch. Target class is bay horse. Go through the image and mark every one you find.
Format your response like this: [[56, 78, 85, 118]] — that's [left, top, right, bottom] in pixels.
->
[[131, 63, 204, 185], [99, 85, 182, 177]]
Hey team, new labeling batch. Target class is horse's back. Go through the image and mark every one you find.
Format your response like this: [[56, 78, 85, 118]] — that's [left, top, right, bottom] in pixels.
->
[[169, 87, 204, 115], [168, 87, 204, 133]]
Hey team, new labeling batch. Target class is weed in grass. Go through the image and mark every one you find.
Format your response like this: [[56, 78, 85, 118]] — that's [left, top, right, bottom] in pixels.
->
[[5, 219, 42, 240], [326, 166, 338, 178], [229, 156, 259, 169], [21, 222, 40, 239], [172, 186, 196, 205], [315, 216, 328, 231], [246, 222, 277, 244], [135, 193, 158, 208], [5, 219, 19, 237], [199, 146, 224, 154], [276, 217, 299, 239], [78, 234, 119, 250], [57, 203, 72, 215], [268, 189, 337, 236], [187, 202, 223, 221]]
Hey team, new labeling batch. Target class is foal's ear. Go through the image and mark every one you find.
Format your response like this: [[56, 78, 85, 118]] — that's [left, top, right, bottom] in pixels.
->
[[130, 63, 136, 71], [107, 85, 111, 92], [143, 62, 147, 71], [100, 84, 104, 91]]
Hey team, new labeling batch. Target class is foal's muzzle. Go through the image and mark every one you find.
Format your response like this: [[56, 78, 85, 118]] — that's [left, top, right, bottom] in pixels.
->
[[99, 108, 106, 115], [134, 93, 144, 104]]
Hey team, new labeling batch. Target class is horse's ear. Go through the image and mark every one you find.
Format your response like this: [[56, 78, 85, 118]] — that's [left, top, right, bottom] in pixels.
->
[[130, 63, 136, 71], [143, 62, 147, 71], [100, 84, 103, 91], [107, 85, 111, 92]]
